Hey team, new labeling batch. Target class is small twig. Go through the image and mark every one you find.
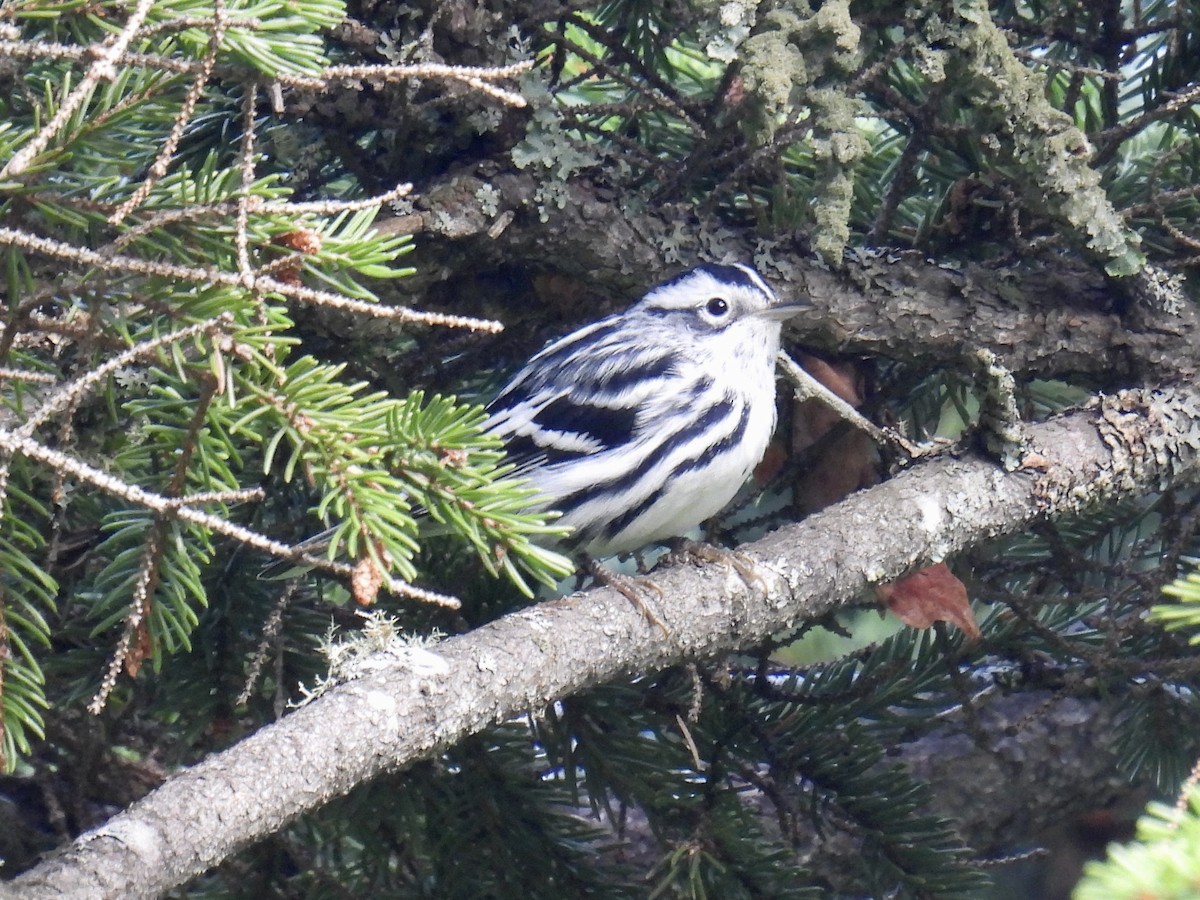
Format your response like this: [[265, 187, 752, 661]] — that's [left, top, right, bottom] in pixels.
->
[[238, 581, 301, 707], [776, 351, 931, 458], [162, 487, 265, 507], [88, 527, 164, 714], [0, 368, 57, 384], [90, 373, 222, 714], [1170, 755, 1200, 828], [280, 60, 533, 108], [0, 427, 460, 608], [0, 45, 532, 108], [0, 316, 230, 515], [0, 227, 503, 332], [236, 81, 259, 280], [1, 0, 158, 179], [107, 183, 414, 253], [108, 0, 229, 225], [1008, 46, 1125, 80], [20, 315, 231, 437]]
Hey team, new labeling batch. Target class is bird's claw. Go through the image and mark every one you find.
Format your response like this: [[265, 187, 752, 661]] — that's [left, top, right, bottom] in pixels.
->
[[583, 555, 668, 635], [670, 538, 769, 594]]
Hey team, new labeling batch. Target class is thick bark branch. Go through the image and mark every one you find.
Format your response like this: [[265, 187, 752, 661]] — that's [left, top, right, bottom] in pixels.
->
[[375, 173, 1200, 384], [7, 384, 1200, 899]]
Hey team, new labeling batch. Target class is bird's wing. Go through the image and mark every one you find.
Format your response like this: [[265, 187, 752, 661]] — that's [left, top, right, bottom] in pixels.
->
[[484, 321, 681, 476]]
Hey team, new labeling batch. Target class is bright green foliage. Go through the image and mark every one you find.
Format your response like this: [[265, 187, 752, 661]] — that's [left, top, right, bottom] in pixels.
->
[[1153, 560, 1200, 642], [0, 0, 568, 781], [1074, 788, 1200, 900]]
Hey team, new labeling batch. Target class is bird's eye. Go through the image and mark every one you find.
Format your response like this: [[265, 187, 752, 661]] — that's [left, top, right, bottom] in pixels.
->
[[705, 297, 729, 317]]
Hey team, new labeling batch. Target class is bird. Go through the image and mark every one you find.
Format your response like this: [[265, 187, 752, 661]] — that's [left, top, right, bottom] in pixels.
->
[[268, 263, 804, 619], [483, 263, 806, 583]]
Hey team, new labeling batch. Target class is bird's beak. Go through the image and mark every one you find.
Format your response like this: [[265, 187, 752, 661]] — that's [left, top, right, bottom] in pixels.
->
[[758, 299, 809, 321]]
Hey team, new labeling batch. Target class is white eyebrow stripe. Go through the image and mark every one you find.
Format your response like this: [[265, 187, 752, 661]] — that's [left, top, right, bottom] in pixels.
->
[[730, 262, 775, 301]]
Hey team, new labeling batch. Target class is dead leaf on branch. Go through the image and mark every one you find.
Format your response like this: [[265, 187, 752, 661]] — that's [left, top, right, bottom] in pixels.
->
[[875, 563, 981, 641], [789, 355, 879, 515]]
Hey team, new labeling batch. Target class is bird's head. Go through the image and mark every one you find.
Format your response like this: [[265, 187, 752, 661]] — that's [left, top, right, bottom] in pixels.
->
[[634, 263, 807, 361]]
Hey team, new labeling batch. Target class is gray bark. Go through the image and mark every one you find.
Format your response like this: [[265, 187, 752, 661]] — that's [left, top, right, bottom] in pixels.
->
[[6, 383, 1200, 899]]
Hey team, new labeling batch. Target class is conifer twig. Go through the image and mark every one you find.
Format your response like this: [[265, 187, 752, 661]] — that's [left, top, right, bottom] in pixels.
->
[[108, 0, 229, 225], [0, 227, 502, 332], [0, 427, 460, 608], [280, 60, 534, 107], [1, 0, 158, 179]]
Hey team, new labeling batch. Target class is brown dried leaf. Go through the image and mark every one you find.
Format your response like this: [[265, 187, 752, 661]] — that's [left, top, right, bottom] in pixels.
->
[[752, 440, 788, 486], [790, 356, 877, 514], [799, 354, 863, 407], [125, 618, 153, 677], [876, 563, 981, 641]]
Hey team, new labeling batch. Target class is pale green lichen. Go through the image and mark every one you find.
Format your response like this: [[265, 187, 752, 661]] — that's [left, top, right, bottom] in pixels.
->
[[1132, 265, 1188, 315], [740, 9, 809, 143], [293, 611, 447, 706], [511, 73, 604, 222], [943, 0, 1145, 276], [975, 348, 1027, 472], [700, 0, 754, 62], [810, 86, 867, 265], [475, 183, 501, 218], [737, 0, 865, 265]]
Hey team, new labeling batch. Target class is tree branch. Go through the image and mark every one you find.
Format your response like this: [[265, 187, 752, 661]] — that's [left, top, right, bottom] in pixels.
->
[[7, 384, 1200, 899], [376, 172, 1199, 384]]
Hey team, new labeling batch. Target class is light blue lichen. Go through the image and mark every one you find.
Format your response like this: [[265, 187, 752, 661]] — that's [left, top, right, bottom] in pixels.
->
[[511, 73, 605, 222]]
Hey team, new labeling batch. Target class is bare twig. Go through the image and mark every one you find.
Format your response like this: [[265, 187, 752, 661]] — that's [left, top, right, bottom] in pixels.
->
[[108, 0, 229, 225], [776, 351, 930, 458], [1, 0, 158, 179], [238, 581, 301, 707], [236, 81, 259, 280], [0, 227, 502, 332], [280, 60, 534, 107]]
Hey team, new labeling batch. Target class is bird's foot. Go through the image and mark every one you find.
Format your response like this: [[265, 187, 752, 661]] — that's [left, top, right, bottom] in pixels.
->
[[583, 554, 668, 635], [669, 538, 768, 594]]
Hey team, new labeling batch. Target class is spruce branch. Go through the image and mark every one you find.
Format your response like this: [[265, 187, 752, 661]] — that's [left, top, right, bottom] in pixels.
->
[[0, 227, 502, 332], [107, 0, 229, 226], [20, 316, 231, 438], [0, 315, 232, 519], [106, 183, 414, 252], [7, 383, 1200, 898], [0, 426, 459, 608], [0, 0, 158, 179], [88, 372, 221, 715]]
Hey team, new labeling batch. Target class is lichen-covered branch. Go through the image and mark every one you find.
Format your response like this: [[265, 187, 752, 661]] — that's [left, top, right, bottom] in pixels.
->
[[8, 383, 1200, 899], [937, 0, 1144, 275]]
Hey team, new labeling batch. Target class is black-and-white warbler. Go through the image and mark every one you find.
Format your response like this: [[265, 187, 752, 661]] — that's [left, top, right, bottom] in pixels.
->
[[485, 263, 806, 561], [269, 264, 802, 607]]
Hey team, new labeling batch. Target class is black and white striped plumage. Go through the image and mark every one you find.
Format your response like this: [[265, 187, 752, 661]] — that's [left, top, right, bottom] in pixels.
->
[[484, 264, 804, 559]]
